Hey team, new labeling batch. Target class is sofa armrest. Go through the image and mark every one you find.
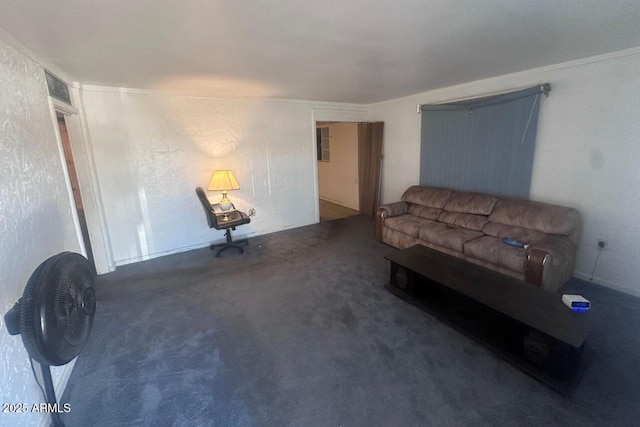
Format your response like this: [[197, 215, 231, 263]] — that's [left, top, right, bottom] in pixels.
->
[[525, 235, 577, 291], [376, 202, 408, 241], [525, 249, 549, 288]]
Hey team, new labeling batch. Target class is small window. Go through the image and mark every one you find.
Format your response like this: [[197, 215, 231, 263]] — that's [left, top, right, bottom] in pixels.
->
[[316, 126, 330, 161], [44, 70, 72, 105]]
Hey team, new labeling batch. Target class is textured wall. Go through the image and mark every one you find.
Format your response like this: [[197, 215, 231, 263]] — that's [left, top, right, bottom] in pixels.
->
[[368, 48, 640, 297], [317, 122, 359, 210], [0, 37, 81, 426], [79, 88, 363, 266]]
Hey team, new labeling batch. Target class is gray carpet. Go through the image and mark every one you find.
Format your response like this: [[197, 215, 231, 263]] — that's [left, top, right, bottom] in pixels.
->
[[61, 216, 640, 426]]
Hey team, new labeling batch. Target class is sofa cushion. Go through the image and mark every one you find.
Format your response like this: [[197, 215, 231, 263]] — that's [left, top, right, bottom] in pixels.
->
[[443, 192, 498, 215], [385, 215, 437, 238], [401, 186, 452, 208], [489, 199, 579, 235], [418, 222, 484, 252], [437, 211, 488, 232], [464, 236, 527, 273], [407, 204, 442, 220], [482, 222, 545, 244]]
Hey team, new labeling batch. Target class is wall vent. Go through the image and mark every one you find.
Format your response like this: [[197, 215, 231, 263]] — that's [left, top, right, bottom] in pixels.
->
[[45, 70, 72, 105]]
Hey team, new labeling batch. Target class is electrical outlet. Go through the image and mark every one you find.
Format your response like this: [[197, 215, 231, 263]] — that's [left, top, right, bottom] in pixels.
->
[[248, 208, 256, 217], [597, 239, 607, 250]]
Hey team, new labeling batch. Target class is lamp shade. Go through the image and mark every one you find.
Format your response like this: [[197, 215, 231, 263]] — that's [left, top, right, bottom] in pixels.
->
[[208, 170, 240, 191]]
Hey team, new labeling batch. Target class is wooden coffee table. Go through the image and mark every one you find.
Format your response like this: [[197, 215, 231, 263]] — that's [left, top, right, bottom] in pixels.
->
[[385, 244, 601, 393]]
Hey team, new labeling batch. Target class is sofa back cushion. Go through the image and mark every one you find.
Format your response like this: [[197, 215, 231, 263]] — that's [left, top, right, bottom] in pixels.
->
[[438, 211, 488, 231], [488, 199, 580, 235], [407, 204, 442, 220], [401, 186, 451, 208], [443, 192, 498, 215]]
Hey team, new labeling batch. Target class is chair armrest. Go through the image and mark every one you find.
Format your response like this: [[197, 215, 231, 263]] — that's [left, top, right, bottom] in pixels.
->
[[376, 201, 408, 241], [525, 235, 576, 290]]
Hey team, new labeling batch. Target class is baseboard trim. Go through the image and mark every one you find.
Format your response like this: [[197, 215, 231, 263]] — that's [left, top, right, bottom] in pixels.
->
[[110, 220, 321, 269], [319, 196, 359, 211], [572, 271, 640, 298]]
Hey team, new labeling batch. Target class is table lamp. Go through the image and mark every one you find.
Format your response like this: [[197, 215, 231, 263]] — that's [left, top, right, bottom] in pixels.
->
[[208, 170, 239, 219]]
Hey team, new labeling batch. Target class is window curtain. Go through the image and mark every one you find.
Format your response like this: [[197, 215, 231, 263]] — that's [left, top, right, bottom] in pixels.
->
[[419, 84, 550, 198], [358, 122, 384, 217]]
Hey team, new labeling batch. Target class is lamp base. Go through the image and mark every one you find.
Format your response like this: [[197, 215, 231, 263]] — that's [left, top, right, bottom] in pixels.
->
[[219, 191, 233, 212]]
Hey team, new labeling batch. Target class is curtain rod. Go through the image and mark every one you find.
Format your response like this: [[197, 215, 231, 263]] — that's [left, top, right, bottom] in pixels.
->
[[417, 83, 551, 114]]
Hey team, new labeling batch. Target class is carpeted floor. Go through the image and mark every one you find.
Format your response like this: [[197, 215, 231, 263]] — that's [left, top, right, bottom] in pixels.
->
[[61, 215, 640, 426]]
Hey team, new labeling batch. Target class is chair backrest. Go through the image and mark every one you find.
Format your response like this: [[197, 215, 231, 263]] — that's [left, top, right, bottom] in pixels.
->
[[195, 187, 216, 228]]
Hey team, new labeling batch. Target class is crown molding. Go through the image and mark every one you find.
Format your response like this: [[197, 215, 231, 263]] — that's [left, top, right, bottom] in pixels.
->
[[368, 45, 640, 108]]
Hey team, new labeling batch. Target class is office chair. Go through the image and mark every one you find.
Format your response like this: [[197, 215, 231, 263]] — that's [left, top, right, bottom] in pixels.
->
[[196, 187, 250, 257]]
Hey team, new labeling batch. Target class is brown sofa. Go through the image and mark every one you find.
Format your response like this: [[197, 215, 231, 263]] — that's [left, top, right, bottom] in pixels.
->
[[376, 186, 581, 292]]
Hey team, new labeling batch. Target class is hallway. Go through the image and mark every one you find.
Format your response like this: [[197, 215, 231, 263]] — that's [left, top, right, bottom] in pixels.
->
[[319, 199, 359, 222]]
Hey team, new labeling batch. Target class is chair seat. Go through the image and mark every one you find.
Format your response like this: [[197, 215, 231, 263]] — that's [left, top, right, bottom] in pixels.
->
[[213, 210, 250, 230]]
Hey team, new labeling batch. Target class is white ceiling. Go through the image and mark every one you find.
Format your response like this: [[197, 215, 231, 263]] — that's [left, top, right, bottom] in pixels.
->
[[1, 0, 640, 104]]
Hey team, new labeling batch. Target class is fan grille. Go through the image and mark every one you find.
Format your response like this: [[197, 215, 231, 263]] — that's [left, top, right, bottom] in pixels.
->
[[20, 252, 96, 366]]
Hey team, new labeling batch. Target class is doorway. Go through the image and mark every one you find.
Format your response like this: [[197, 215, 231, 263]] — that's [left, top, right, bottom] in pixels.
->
[[56, 113, 96, 272], [316, 121, 361, 222], [315, 121, 384, 222]]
